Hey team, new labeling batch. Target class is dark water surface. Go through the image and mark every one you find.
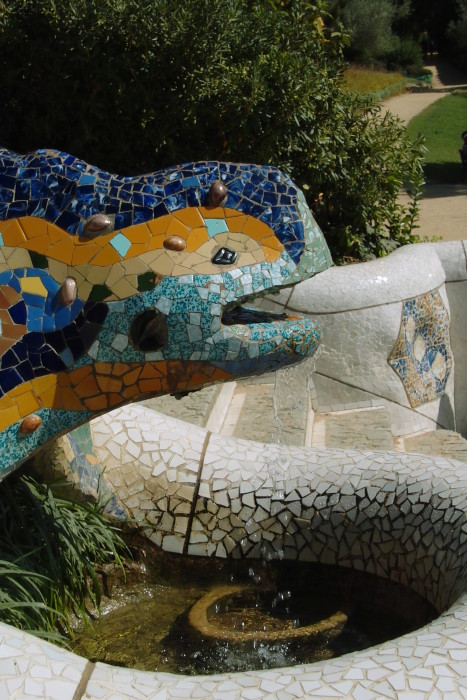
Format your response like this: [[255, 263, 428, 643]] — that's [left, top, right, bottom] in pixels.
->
[[70, 552, 437, 674]]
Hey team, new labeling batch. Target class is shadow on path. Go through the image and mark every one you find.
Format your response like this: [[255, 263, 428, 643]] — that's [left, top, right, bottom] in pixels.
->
[[425, 55, 467, 89]]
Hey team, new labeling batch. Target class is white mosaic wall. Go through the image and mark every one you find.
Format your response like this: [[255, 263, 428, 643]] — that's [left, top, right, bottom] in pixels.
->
[[255, 242, 467, 438]]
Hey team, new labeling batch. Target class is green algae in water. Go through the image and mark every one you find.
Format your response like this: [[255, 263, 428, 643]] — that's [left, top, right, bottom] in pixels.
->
[[70, 555, 437, 675]]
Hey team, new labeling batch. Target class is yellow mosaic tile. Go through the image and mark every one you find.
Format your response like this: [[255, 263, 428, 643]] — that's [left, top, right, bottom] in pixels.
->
[[19, 216, 48, 239], [20, 276, 48, 297], [147, 217, 170, 235], [262, 235, 283, 252], [263, 246, 281, 262], [0, 404, 21, 432], [91, 245, 122, 267], [1, 218, 26, 245], [72, 244, 100, 266], [224, 208, 243, 218], [126, 223, 152, 244], [166, 218, 190, 239], [242, 216, 272, 241], [15, 390, 41, 418], [173, 208, 205, 229], [48, 237, 75, 262], [186, 228, 210, 252], [146, 233, 166, 253], [199, 206, 225, 219], [227, 215, 249, 233], [128, 243, 150, 258]]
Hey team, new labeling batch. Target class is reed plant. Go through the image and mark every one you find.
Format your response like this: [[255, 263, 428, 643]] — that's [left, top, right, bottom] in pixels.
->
[[0, 471, 128, 641]]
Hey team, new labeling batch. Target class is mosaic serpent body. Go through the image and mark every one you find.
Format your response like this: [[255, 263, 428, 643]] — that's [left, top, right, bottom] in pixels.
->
[[0, 148, 331, 477]]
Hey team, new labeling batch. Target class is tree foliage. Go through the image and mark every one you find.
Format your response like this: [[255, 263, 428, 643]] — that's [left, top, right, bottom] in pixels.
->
[[445, 0, 467, 71], [0, 0, 425, 261], [342, 0, 396, 64]]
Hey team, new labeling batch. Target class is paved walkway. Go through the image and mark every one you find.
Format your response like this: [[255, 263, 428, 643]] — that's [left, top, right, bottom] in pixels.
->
[[384, 57, 467, 242]]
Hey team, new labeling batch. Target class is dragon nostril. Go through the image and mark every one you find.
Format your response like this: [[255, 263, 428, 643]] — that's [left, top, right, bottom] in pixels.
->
[[208, 180, 228, 207], [130, 309, 168, 352], [212, 246, 238, 265]]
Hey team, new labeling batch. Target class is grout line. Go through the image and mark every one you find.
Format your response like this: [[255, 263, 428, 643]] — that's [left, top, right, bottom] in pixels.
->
[[183, 430, 211, 555], [72, 661, 96, 700]]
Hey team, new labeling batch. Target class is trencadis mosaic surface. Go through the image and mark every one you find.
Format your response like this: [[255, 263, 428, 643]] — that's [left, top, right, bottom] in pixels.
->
[[0, 148, 331, 476]]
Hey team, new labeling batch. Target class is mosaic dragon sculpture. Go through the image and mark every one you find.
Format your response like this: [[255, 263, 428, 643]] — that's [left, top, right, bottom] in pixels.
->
[[0, 148, 331, 478]]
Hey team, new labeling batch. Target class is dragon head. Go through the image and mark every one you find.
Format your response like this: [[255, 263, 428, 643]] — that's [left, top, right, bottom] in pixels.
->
[[0, 149, 331, 473]]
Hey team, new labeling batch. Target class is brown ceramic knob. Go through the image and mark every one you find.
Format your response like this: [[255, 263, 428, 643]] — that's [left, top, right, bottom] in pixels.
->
[[83, 213, 114, 238], [163, 235, 186, 251], [20, 414, 42, 434], [56, 277, 77, 307], [208, 180, 228, 207]]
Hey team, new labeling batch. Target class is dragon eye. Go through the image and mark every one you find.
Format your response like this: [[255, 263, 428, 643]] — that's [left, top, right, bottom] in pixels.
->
[[212, 247, 238, 265]]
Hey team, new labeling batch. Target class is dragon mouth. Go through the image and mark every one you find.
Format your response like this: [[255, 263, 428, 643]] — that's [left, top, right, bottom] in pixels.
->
[[222, 304, 287, 326], [220, 294, 319, 360]]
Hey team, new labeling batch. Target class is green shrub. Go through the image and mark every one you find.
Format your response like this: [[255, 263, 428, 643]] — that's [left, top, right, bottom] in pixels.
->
[[387, 36, 425, 76], [309, 94, 425, 260], [0, 472, 128, 639], [0, 0, 424, 261]]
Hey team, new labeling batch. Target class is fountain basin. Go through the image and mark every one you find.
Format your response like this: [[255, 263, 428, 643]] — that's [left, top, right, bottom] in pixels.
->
[[12, 404, 467, 698]]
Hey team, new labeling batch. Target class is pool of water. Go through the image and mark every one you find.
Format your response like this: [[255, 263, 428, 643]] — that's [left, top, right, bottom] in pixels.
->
[[70, 550, 437, 674]]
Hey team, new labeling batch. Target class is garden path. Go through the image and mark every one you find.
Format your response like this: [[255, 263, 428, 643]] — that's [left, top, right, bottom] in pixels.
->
[[384, 56, 467, 242]]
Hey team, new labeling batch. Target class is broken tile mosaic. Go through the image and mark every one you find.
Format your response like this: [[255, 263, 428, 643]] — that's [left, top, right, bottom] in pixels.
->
[[0, 149, 331, 476]]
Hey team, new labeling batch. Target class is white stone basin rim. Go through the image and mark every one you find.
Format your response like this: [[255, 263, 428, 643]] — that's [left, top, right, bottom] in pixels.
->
[[286, 243, 448, 314]]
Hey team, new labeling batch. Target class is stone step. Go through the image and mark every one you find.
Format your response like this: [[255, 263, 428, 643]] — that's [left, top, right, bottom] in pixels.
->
[[141, 383, 225, 429], [143, 377, 312, 446], [217, 382, 310, 446], [142, 380, 467, 463], [311, 406, 395, 452], [402, 429, 467, 463]]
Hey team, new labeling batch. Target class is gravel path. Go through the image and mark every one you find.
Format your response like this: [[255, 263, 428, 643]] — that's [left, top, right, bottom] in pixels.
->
[[383, 57, 467, 242]]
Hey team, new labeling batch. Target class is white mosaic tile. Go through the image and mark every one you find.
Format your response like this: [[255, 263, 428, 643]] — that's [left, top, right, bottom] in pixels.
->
[[0, 622, 87, 699]]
